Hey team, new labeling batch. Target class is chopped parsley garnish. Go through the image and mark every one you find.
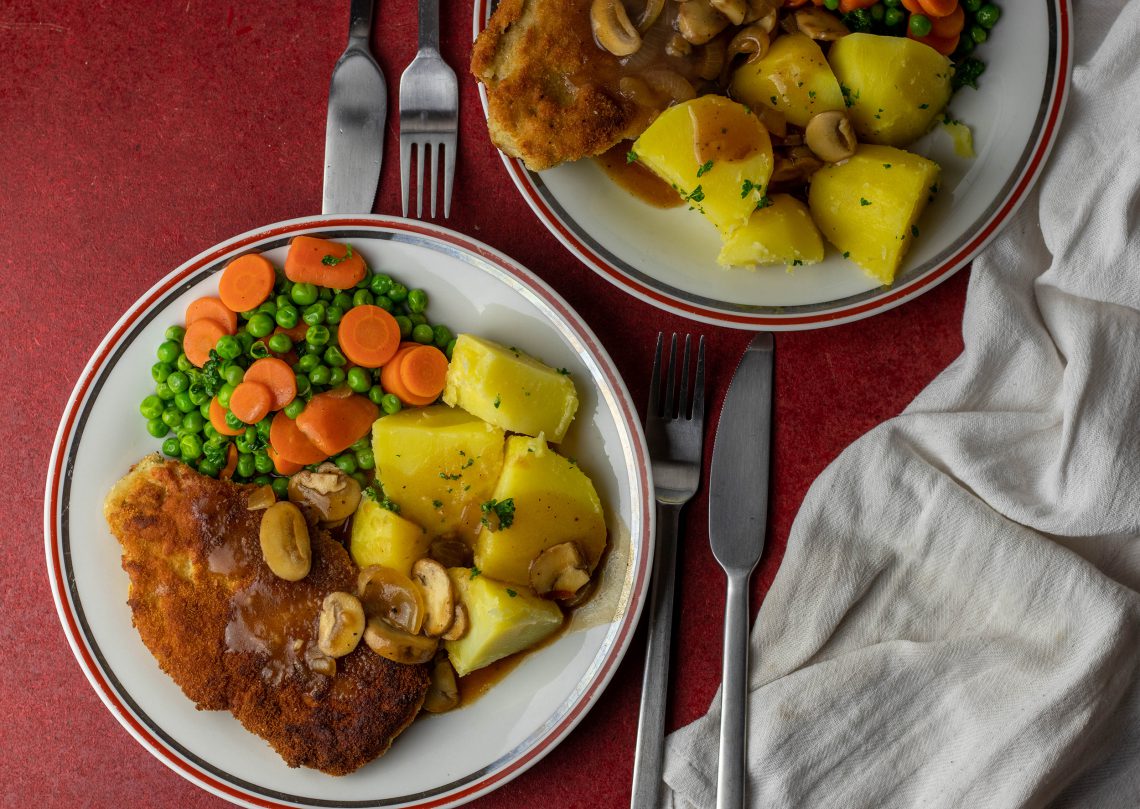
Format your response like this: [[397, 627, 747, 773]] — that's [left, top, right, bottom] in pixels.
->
[[918, 103, 929, 110], [439, 471, 461, 480], [696, 160, 714, 178], [740, 179, 757, 199], [626, 150, 638, 164], [911, 225, 920, 238], [364, 480, 401, 513], [199, 349, 225, 397], [682, 185, 706, 203], [860, 198, 871, 206], [792, 259, 804, 266], [321, 243, 353, 266], [470, 566, 481, 580], [557, 367, 570, 375], [883, 163, 892, 169], [808, 90, 816, 99], [842, 251, 851, 259], [756, 194, 772, 211], [506, 589, 518, 598], [480, 497, 516, 530], [432, 498, 443, 508], [493, 394, 501, 409], [840, 84, 859, 108], [951, 57, 986, 92]]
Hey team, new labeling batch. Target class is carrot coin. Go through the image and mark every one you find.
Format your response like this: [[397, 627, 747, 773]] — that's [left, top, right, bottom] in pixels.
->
[[218, 253, 275, 313], [338, 305, 401, 368], [242, 357, 297, 410], [228, 381, 274, 425], [185, 296, 237, 335], [183, 318, 227, 367]]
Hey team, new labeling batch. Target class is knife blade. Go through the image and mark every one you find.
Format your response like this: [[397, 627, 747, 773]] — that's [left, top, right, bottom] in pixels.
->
[[323, 0, 387, 215], [708, 332, 773, 809]]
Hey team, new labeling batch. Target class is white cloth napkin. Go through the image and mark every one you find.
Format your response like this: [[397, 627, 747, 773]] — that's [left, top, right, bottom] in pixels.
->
[[662, 1, 1140, 806]]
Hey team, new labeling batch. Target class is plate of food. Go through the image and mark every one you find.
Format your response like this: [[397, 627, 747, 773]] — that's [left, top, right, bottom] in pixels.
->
[[45, 216, 653, 808], [472, 0, 1072, 329]]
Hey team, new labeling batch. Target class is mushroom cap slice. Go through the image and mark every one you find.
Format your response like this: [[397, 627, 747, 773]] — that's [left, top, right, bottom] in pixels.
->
[[422, 655, 461, 713], [358, 565, 426, 635], [529, 541, 590, 599], [288, 465, 362, 524], [441, 602, 469, 641], [258, 501, 311, 581], [805, 110, 858, 163], [677, 1, 730, 45], [591, 0, 642, 57], [364, 617, 439, 665], [318, 591, 366, 658], [412, 558, 456, 638]]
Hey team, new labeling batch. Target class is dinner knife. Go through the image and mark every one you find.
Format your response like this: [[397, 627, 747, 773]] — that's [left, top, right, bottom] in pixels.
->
[[323, 0, 387, 215], [708, 333, 774, 809]]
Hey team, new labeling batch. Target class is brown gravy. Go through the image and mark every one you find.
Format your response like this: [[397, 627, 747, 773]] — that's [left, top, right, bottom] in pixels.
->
[[596, 141, 682, 209]]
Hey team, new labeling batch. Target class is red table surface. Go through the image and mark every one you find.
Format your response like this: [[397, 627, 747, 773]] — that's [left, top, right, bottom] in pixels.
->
[[1, 1, 966, 807]]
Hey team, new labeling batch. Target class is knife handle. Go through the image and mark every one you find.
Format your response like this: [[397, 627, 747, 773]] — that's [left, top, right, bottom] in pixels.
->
[[629, 502, 682, 809], [716, 572, 751, 809], [348, 0, 374, 45]]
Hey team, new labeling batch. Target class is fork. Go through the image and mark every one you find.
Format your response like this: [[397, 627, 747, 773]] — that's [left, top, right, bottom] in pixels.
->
[[398, 0, 458, 218], [630, 333, 706, 809]]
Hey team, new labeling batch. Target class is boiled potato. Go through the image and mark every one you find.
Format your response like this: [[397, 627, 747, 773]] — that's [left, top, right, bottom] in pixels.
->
[[349, 498, 431, 576], [371, 405, 505, 541], [444, 568, 564, 677], [729, 33, 846, 128], [808, 144, 940, 285], [474, 435, 606, 589], [827, 33, 952, 145], [443, 334, 578, 444], [718, 194, 824, 267], [632, 95, 773, 234]]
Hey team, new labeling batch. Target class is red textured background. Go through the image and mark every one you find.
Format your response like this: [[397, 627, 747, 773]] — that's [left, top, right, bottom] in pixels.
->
[[1, 1, 966, 807]]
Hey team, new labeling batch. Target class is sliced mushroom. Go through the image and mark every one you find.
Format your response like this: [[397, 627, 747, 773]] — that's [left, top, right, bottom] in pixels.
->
[[665, 32, 692, 58], [412, 558, 455, 638], [754, 104, 787, 139], [358, 565, 426, 634], [422, 655, 461, 713], [709, 0, 747, 25], [635, 0, 667, 32], [676, 1, 730, 45], [246, 484, 277, 511], [743, 0, 778, 28], [770, 146, 824, 187], [429, 537, 473, 569], [726, 24, 771, 66], [794, 7, 849, 40], [287, 464, 361, 524], [364, 617, 438, 665], [529, 541, 591, 599], [304, 644, 337, 677], [258, 501, 311, 581], [805, 110, 857, 163], [318, 591, 366, 657], [441, 602, 469, 641], [591, 0, 642, 56]]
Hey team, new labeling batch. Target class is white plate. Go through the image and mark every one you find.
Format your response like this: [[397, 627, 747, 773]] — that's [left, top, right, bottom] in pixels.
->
[[45, 216, 653, 809], [473, 0, 1073, 329]]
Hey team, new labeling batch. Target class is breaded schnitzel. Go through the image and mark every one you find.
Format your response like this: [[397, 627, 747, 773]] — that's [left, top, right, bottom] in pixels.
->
[[104, 456, 430, 775]]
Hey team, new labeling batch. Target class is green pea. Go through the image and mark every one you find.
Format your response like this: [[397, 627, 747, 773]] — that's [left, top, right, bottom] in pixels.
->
[[246, 312, 275, 338], [271, 477, 290, 499], [268, 333, 293, 354], [180, 434, 203, 460], [908, 13, 932, 36], [187, 385, 209, 406], [203, 422, 219, 439], [162, 407, 183, 429], [355, 447, 375, 471], [332, 453, 356, 474], [309, 365, 331, 386], [256, 418, 272, 439], [153, 382, 173, 402], [306, 324, 331, 347], [369, 274, 393, 296], [347, 367, 372, 393], [254, 452, 274, 475], [276, 305, 300, 329], [162, 437, 181, 456], [445, 338, 457, 360], [225, 410, 244, 430], [823, 0, 838, 9], [352, 471, 370, 488], [963, 0, 981, 9], [325, 305, 344, 326], [176, 353, 194, 372], [976, 3, 999, 26], [373, 294, 393, 312], [291, 282, 318, 306], [156, 340, 181, 364], [388, 283, 408, 303], [318, 286, 333, 301], [144, 418, 167, 438], [324, 346, 347, 367], [253, 474, 272, 486], [408, 312, 427, 327], [412, 324, 434, 344], [883, 0, 901, 6], [223, 364, 245, 385], [161, 325, 184, 343], [302, 302, 327, 326], [406, 289, 428, 313], [163, 371, 187, 394], [284, 398, 306, 419], [353, 289, 374, 307], [969, 24, 987, 42], [328, 367, 346, 387], [333, 292, 354, 310], [955, 34, 975, 54], [394, 315, 413, 339], [884, 6, 904, 25], [432, 325, 453, 349], [151, 363, 172, 385], [256, 300, 277, 317], [297, 353, 321, 373], [174, 391, 196, 413], [275, 294, 291, 309], [213, 334, 240, 360], [294, 374, 312, 397], [368, 385, 386, 405], [182, 411, 205, 433], [381, 393, 402, 415], [870, 3, 884, 20], [197, 458, 221, 477], [140, 394, 164, 419], [237, 453, 256, 478]]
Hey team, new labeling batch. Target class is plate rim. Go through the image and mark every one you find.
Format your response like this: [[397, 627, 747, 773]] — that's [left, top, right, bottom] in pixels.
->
[[44, 214, 654, 809], [471, 0, 1074, 330]]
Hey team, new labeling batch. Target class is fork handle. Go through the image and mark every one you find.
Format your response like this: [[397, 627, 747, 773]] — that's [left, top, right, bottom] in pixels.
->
[[629, 502, 682, 809], [716, 571, 752, 809], [348, 0, 374, 45], [418, 0, 440, 53]]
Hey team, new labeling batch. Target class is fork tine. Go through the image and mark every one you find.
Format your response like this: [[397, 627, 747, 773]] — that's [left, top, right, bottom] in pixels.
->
[[429, 141, 439, 219], [691, 335, 707, 424], [415, 142, 425, 218], [443, 137, 455, 219], [678, 334, 692, 420], [647, 333, 664, 420], [400, 138, 412, 217], [664, 334, 678, 419]]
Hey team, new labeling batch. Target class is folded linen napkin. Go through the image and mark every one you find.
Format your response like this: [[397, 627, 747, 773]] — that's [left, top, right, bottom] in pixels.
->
[[662, 1, 1140, 806]]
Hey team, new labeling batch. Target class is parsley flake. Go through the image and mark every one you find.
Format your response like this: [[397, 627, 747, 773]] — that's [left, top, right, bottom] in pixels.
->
[[321, 243, 353, 266], [480, 498, 516, 530], [626, 150, 639, 164], [860, 198, 871, 206], [696, 160, 714, 178]]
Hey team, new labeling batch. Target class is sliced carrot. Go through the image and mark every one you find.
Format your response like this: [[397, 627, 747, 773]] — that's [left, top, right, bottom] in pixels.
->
[[219, 253, 275, 313], [183, 318, 227, 368], [242, 357, 297, 410], [909, 29, 959, 54], [185, 296, 238, 335], [338, 305, 401, 368], [269, 410, 328, 465], [400, 345, 449, 399], [900, 0, 925, 13], [838, 0, 877, 10], [916, 0, 958, 16], [268, 445, 304, 476], [209, 397, 245, 436], [220, 444, 239, 480], [929, 4, 965, 36], [295, 391, 380, 456], [228, 381, 274, 424], [284, 236, 366, 290], [380, 345, 438, 407], [274, 323, 309, 343]]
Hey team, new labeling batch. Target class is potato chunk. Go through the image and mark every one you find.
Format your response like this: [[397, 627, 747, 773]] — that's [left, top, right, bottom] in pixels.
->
[[371, 405, 505, 541], [632, 95, 773, 234], [443, 334, 578, 444], [474, 435, 607, 589], [444, 568, 564, 677], [349, 498, 431, 576], [808, 144, 940, 285], [729, 33, 846, 128], [718, 193, 824, 267], [827, 33, 952, 145]]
